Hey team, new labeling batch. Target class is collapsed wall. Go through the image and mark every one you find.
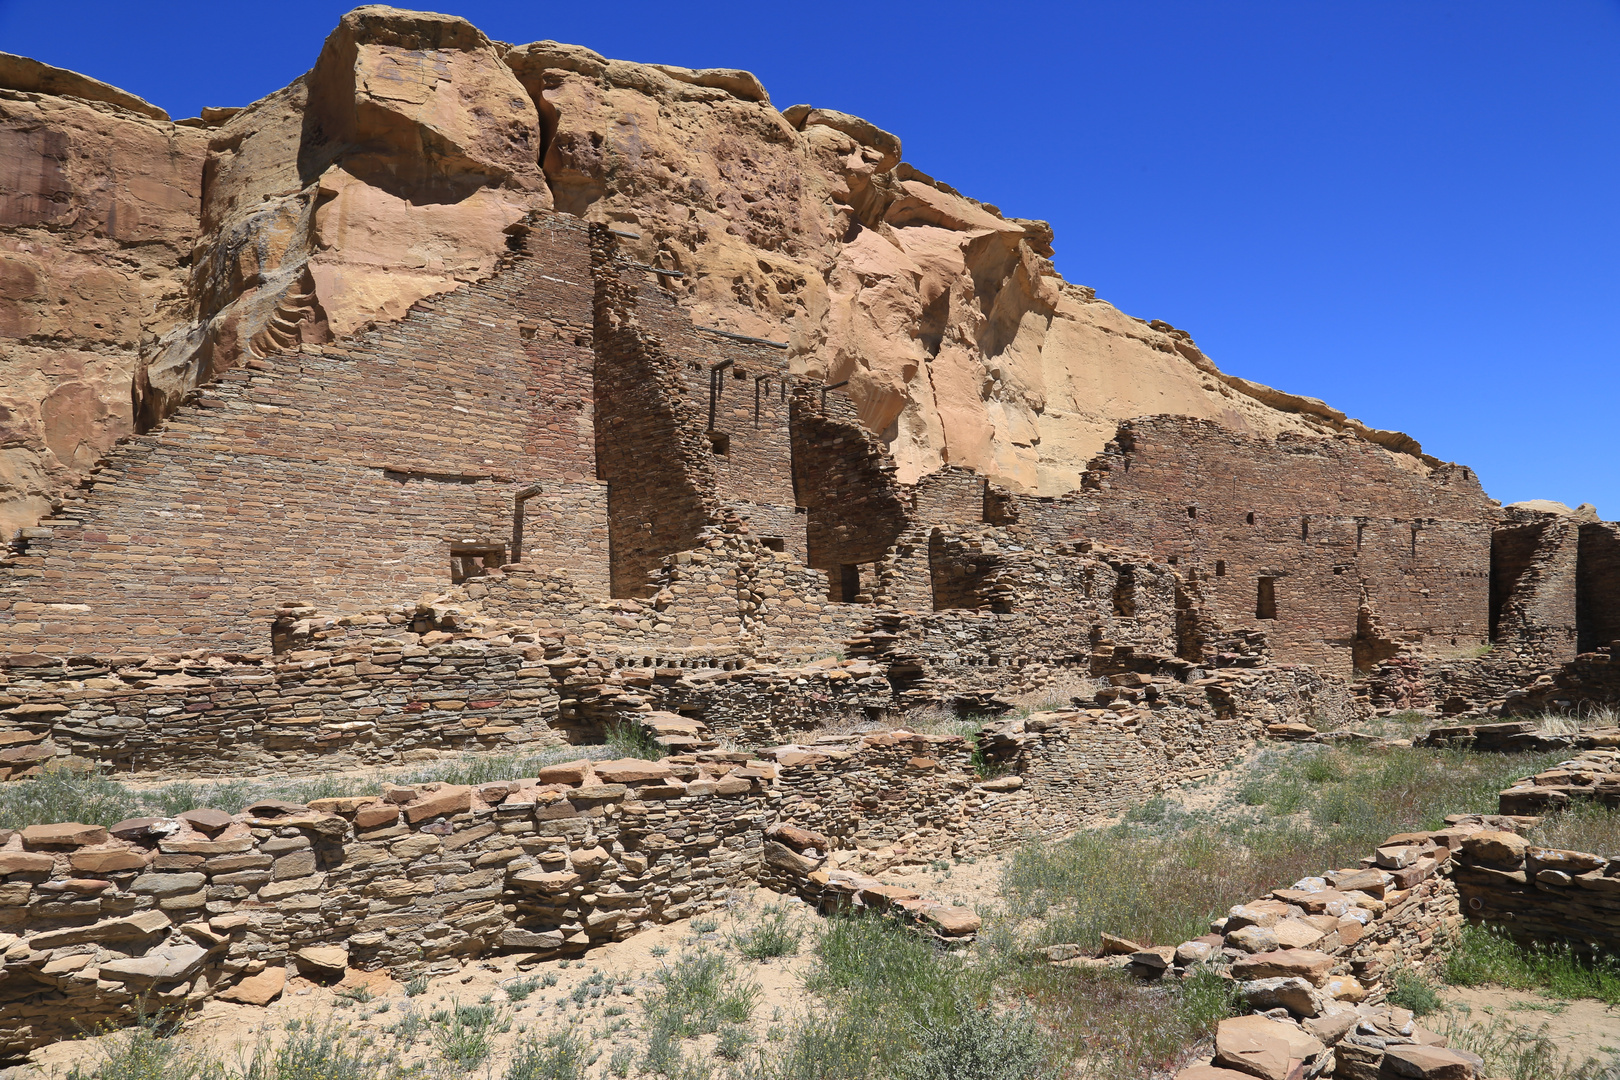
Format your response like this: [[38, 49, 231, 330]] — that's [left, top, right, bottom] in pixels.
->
[[1163, 811, 1619, 1079]]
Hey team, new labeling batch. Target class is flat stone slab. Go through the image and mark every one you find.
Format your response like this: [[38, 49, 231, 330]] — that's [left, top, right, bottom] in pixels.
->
[[220, 966, 287, 1005], [21, 823, 108, 848], [100, 942, 208, 984]]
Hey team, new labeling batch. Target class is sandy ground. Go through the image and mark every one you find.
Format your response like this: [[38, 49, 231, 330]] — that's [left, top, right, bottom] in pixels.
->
[[1439, 984, 1620, 1064], [14, 887, 827, 1078]]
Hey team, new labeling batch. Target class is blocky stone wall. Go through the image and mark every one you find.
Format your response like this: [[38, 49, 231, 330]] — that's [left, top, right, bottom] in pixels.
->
[[1164, 811, 1616, 1080], [0, 757, 775, 1058], [1058, 417, 1500, 674], [0, 213, 608, 655]]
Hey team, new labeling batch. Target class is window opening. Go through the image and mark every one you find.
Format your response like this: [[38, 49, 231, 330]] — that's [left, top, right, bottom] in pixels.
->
[[1246, 512, 1256, 525], [1215, 559, 1226, 577], [450, 543, 506, 584], [1256, 577, 1277, 620], [707, 432, 730, 456], [1301, 517, 1310, 541], [761, 537, 785, 552], [1187, 506, 1197, 519], [835, 563, 863, 603], [1112, 567, 1137, 617]]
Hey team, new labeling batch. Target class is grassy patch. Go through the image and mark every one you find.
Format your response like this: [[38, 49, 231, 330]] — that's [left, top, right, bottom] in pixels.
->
[[0, 747, 612, 830], [1004, 743, 1568, 951], [65, 1017, 398, 1080], [1003, 964, 1237, 1080], [604, 721, 666, 761], [1437, 1010, 1620, 1080], [504, 1029, 592, 1080], [729, 904, 803, 960], [1528, 801, 1620, 859], [644, 950, 758, 1041], [1386, 967, 1443, 1016], [1445, 923, 1620, 1005]]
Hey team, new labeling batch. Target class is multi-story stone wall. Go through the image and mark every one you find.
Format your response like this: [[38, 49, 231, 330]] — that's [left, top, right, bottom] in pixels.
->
[[1051, 417, 1500, 674], [0, 213, 608, 656], [1578, 521, 1620, 655]]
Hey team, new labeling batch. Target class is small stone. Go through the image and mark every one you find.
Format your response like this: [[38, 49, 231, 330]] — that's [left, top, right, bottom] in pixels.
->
[[1225, 925, 1280, 953], [220, 966, 287, 1005], [294, 945, 348, 977], [109, 817, 166, 841], [1381, 1044, 1483, 1079], [1241, 975, 1322, 1017], [176, 808, 235, 834], [70, 849, 147, 874], [403, 785, 471, 823], [1461, 831, 1528, 867], [1232, 949, 1334, 987], [20, 823, 108, 848], [0, 852, 55, 873], [1100, 932, 1143, 955], [99, 942, 208, 984], [535, 760, 592, 785], [590, 758, 672, 784]]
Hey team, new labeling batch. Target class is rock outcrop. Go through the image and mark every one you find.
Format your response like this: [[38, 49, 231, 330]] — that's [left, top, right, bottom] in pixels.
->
[[0, 4, 1442, 537]]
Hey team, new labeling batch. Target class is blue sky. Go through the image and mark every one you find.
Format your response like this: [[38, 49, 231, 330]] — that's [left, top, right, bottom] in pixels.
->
[[5, 1, 1617, 516]]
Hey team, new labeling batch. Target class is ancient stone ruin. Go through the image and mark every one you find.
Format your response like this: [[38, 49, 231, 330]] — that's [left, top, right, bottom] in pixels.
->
[[0, 6, 1616, 1076]]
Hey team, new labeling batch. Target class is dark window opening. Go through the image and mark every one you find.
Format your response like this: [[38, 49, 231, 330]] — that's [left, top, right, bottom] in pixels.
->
[[1256, 577, 1277, 620], [451, 543, 507, 584], [1187, 506, 1197, 519], [707, 432, 730, 456], [1168, 554, 1179, 565], [1301, 517, 1310, 541], [1410, 526, 1420, 557], [1112, 567, 1137, 617], [1356, 522, 1365, 551], [835, 563, 864, 603], [1246, 512, 1256, 525], [733, 367, 747, 380], [761, 537, 785, 552], [1215, 559, 1226, 577]]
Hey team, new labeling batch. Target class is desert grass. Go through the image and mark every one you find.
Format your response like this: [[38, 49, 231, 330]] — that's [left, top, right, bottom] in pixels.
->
[[1528, 799, 1620, 858], [1001, 742, 1566, 950], [1436, 1008, 1620, 1080], [1444, 923, 1620, 1005], [0, 745, 616, 831]]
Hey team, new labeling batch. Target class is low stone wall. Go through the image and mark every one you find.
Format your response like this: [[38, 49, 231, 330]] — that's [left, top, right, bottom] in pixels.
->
[[0, 755, 772, 1057], [1494, 747, 1620, 815], [0, 731, 1042, 1060], [0, 633, 567, 779], [1164, 813, 1616, 1079]]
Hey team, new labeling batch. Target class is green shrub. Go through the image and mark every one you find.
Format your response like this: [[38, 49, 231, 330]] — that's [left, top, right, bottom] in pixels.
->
[[238, 1023, 392, 1080], [892, 1002, 1051, 1080], [1386, 968, 1442, 1016], [643, 951, 758, 1040], [604, 721, 665, 761], [504, 1029, 592, 1080], [1528, 801, 1620, 860], [1438, 1011, 1620, 1080], [730, 905, 803, 960], [1445, 923, 1620, 1004], [431, 1001, 499, 1066], [65, 1017, 224, 1080]]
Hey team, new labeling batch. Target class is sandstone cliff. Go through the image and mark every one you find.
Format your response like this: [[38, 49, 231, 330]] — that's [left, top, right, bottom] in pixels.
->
[[0, 6, 1439, 537]]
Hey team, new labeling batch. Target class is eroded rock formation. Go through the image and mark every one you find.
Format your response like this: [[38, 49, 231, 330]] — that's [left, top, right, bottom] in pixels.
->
[[2, 4, 1448, 539]]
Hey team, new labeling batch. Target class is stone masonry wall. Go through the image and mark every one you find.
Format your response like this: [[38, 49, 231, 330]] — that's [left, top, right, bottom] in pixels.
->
[[0, 213, 608, 656], [1054, 417, 1500, 675]]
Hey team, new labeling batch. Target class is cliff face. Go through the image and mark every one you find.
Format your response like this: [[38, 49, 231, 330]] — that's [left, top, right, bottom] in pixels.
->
[[0, 5, 1436, 536]]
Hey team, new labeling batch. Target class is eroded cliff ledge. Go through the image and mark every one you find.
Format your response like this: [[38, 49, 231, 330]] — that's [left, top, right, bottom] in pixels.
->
[[0, 5, 1437, 538]]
